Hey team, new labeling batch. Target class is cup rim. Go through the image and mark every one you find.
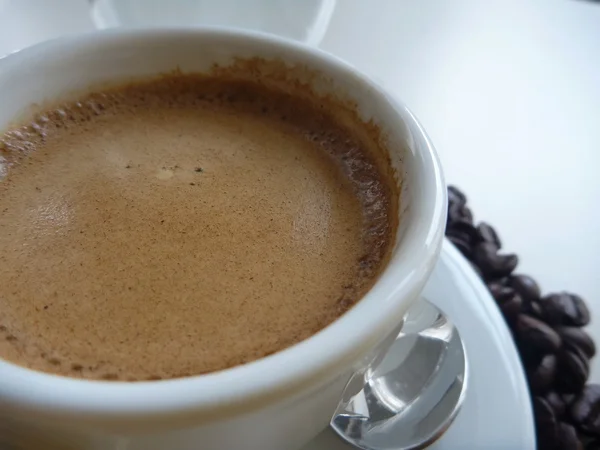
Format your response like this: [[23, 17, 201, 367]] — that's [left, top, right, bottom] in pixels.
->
[[0, 26, 447, 425]]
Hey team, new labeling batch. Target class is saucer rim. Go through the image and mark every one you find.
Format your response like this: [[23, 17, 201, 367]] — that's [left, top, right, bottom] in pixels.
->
[[434, 240, 536, 448]]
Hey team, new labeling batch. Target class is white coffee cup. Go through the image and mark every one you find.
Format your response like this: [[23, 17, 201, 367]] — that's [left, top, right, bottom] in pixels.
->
[[0, 28, 446, 450]]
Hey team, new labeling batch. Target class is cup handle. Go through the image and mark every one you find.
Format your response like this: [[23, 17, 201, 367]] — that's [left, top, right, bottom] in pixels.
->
[[330, 299, 468, 450]]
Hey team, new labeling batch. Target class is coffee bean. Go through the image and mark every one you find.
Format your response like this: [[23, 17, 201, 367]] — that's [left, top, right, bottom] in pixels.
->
[[486, 281, 503, 293], [448, 185, 466, 207], [486, 279, 511, 295], [449, 220, 479, 241], [557, 327, 596, 359], [446, 228, 471, 245], [496, 276, 512, 286], [517, 340, 546, 368], [547, 391, 567, 418], [488, 283, 514, 300], [461, 206, 474, 224], [447, 203, 462, 225], [472, 242, 519, 278], [516, 314, 562, 354], [489, 285, 522, 322], [449, 203, 473, 225], [527, 299, 545, 319], [528, 354, 557, 394], [509, 274, 542, 302], [570, 384, 600, 436], [534, 397, 559, 449], [586, 438, 600, 450], [454, 205, 472, 223], [557, 421, 583, 450], [541, 292, 591, 327], [476, 222, 502, 249], [556, 346, 589, 394], [568, 293, 591, 326]]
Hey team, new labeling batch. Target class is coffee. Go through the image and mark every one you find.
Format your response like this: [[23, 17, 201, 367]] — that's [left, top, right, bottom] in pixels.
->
[[0, 73, 397, 381]]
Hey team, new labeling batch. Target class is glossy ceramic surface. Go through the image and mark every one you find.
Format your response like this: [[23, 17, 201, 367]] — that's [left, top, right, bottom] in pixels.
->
[[0, 28, 445, 450], [306, 241, 536, 449]]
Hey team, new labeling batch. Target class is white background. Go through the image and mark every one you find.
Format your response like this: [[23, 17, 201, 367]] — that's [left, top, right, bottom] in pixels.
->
[[1, 0, 599, 380]]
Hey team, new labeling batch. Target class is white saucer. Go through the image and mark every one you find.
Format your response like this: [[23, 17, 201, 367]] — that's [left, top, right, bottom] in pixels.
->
[[303, 240, 536, 450]]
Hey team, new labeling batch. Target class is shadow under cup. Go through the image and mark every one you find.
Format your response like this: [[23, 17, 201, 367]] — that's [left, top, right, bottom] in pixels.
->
[[0, 28, 446, 450]]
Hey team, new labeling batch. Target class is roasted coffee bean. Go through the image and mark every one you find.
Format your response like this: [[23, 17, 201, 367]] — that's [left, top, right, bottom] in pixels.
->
[[558, 326, 596, 359], [448, 203, 473, 225], [448, 235, 472, 258], [527, 299, 544, 319], [460, 206, 473, 224], [555, 346, 590, 394], [528, 354, 557, 394], [570, 384, 600, 436], [486, 279, 511, 293], [586, 440, 600, 450], [517, 340, 546, 368], [516, 314, 562, 354], [534, 396, 559, 449], [447, 203, 462, 225], [447, 185, 466, 207], [546, 391, 567, 418], [496, 276, 512, 286], [476, 221, 502, 249], [488, 283, 514, 300], [446, 203, 473, 228], [449, 220, 479, 241], [446, 228, 471, 245], [557, 421, 583, 450], [486, 281, 504, 293], [490, 286, 522, 322], [541, 292, 591, 327], [472, 242, 519, 278], [509, 274, 542, 302]]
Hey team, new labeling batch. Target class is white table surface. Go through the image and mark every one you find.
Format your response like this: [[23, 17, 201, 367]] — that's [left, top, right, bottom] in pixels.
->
[[1, 0, 599, 381]]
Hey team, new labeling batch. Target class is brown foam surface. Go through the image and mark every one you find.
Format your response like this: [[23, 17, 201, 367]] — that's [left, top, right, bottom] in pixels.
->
[[0, 75, 395, 381]]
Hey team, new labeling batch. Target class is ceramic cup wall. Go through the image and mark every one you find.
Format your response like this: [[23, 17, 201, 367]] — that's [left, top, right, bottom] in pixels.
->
[[0, 28, 446, 450]]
